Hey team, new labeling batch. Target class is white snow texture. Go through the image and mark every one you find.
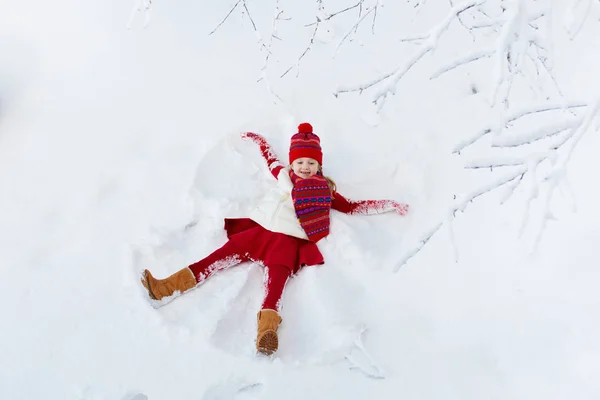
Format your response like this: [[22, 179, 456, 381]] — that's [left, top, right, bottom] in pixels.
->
[[1, 1, 599, 399]]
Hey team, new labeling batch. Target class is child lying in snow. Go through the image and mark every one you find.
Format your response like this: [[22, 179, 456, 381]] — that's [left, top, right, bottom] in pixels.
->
[[141, 123, 409, 355]]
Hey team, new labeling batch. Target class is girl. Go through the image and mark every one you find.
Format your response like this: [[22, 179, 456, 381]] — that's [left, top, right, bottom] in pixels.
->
[[141, 123, 409, 355]]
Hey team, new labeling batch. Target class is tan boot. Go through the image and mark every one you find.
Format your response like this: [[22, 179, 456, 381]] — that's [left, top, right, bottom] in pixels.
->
[[256, 309, 282, 355], [141, 267, 196, 301]]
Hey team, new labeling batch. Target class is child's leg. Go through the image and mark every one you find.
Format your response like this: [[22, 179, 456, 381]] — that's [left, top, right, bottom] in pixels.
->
[[142, 238, 247, 303], [188, 239, 248, 283], [256, 264, 291, 355], [261, 264, 291, 311]]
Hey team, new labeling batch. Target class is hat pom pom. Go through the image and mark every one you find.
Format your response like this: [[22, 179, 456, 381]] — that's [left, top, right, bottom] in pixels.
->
[[298, 122, 313, 134]]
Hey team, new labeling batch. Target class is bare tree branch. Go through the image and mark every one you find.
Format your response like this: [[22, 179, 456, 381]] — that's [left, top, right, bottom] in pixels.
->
[[256, 0, 285, 102], [241, 1, 271, 54], [396, 97, 599, 269], [335, 1, 381, 54], [305, 0, 366, 27], [394, 165, 526, 270], [280, 0, 329, 79], [431, 49, 495, 79], [491, 119, 578, 148], [453, 102, 587, 154], [334, 0, 485, 107], [371, 3, 378, 34], [565, 0, 598, 39], [209, 0, 243, 36], [280, 22, 319, 79]]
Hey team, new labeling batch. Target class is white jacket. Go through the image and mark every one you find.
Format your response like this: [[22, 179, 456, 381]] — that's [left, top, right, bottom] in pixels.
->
[[249, 167, 309, 240]]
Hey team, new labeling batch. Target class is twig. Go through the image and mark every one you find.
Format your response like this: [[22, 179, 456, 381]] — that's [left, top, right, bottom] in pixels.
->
[[281, 0, 327, 79], [394, 165, 527, 270], [449, 0, 476, 38], [453, 102, 587, 153], [446, 213, 459, 262], [488, 5, 548, 107], [546, 98, 600, 175], [356, 1, 364, 35], [396, 98, 598, 270], [371, 3, 378, 34], [209, 0, 243, 36], [565, 0, 596, 39], [335, 0, 484, 104], [335, 2, 380, 54], [431, 49, 495, 79], [393, 222, 443, 271], [305, 1, 365, 26], [491, 119, 578, 148], [257, 0, 285, 102], [280, 23, 320, 78], [464, 157, 527, 169], [242, 1, 270, 53], [499, 174, 524, 204]]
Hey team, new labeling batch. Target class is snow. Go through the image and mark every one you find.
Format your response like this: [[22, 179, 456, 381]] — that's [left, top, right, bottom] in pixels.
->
[[1, 1, 599, 399]]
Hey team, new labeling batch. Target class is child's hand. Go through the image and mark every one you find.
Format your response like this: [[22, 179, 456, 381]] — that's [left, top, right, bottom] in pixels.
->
[[241, 132, 282, 171], [241, 132, 264, 143], [393, 202, 409, 216]]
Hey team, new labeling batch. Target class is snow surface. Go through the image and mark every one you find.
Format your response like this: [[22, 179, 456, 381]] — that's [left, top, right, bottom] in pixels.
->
[[1, 1, 599, 399]]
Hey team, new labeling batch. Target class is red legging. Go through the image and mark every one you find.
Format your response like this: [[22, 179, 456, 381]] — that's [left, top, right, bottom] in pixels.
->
[[188, 239, 291, 311]]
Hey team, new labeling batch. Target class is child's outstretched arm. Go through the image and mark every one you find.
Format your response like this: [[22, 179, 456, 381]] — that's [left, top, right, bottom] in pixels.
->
[[331, 191, 409, 216], [241, 132, 284, 179]]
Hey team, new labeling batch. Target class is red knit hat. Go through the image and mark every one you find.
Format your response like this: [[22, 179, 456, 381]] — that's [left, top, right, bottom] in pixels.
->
[[289, 122, 323, 165]]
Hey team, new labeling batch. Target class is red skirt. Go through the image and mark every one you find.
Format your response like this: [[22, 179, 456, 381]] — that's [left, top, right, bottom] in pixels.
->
[[223, 218, 324, 274]]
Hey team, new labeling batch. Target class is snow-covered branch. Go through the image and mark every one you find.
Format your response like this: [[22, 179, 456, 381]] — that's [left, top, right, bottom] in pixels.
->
[[208, 0, 243, 36], [305, 0, 366, 27], [491, 118, 579, 148], [242, 1, 270, 55], [210, 1, 286, 101], [462, 100, 598, 247], [488, 3, 547, 106], [280, 0, 330, 79], [430, 49, 495, 79], [256, 0, 286, 101], [565, 0, 600, 39], [127, 0, 152, 29], [282, 0, 381, 78], [430, 2, 559, 108], [334, 0, 485, 109], [335, 1, 381, 53], [453, 102, 587, 154], [396, 98, 600, 269], [331, 0, 586, 116], [394, 166, 526, 270], [546, 98, 600, 176], [280, 19, 319, 78]]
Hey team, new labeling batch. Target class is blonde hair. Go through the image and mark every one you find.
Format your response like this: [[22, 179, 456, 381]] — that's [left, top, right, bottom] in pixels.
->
[[319, 166, 337, 197]]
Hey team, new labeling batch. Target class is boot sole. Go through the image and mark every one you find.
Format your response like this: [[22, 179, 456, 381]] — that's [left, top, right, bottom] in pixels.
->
[[140, 270, 158, 300], [257, 331, 278, 355]]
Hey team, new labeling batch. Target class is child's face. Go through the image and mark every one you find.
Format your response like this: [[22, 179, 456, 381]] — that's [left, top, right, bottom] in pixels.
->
[[291, 158, 319, 179]]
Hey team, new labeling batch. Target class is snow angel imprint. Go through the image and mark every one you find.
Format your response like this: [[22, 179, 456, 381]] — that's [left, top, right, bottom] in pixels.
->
[[141, 122, 409, 355]]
